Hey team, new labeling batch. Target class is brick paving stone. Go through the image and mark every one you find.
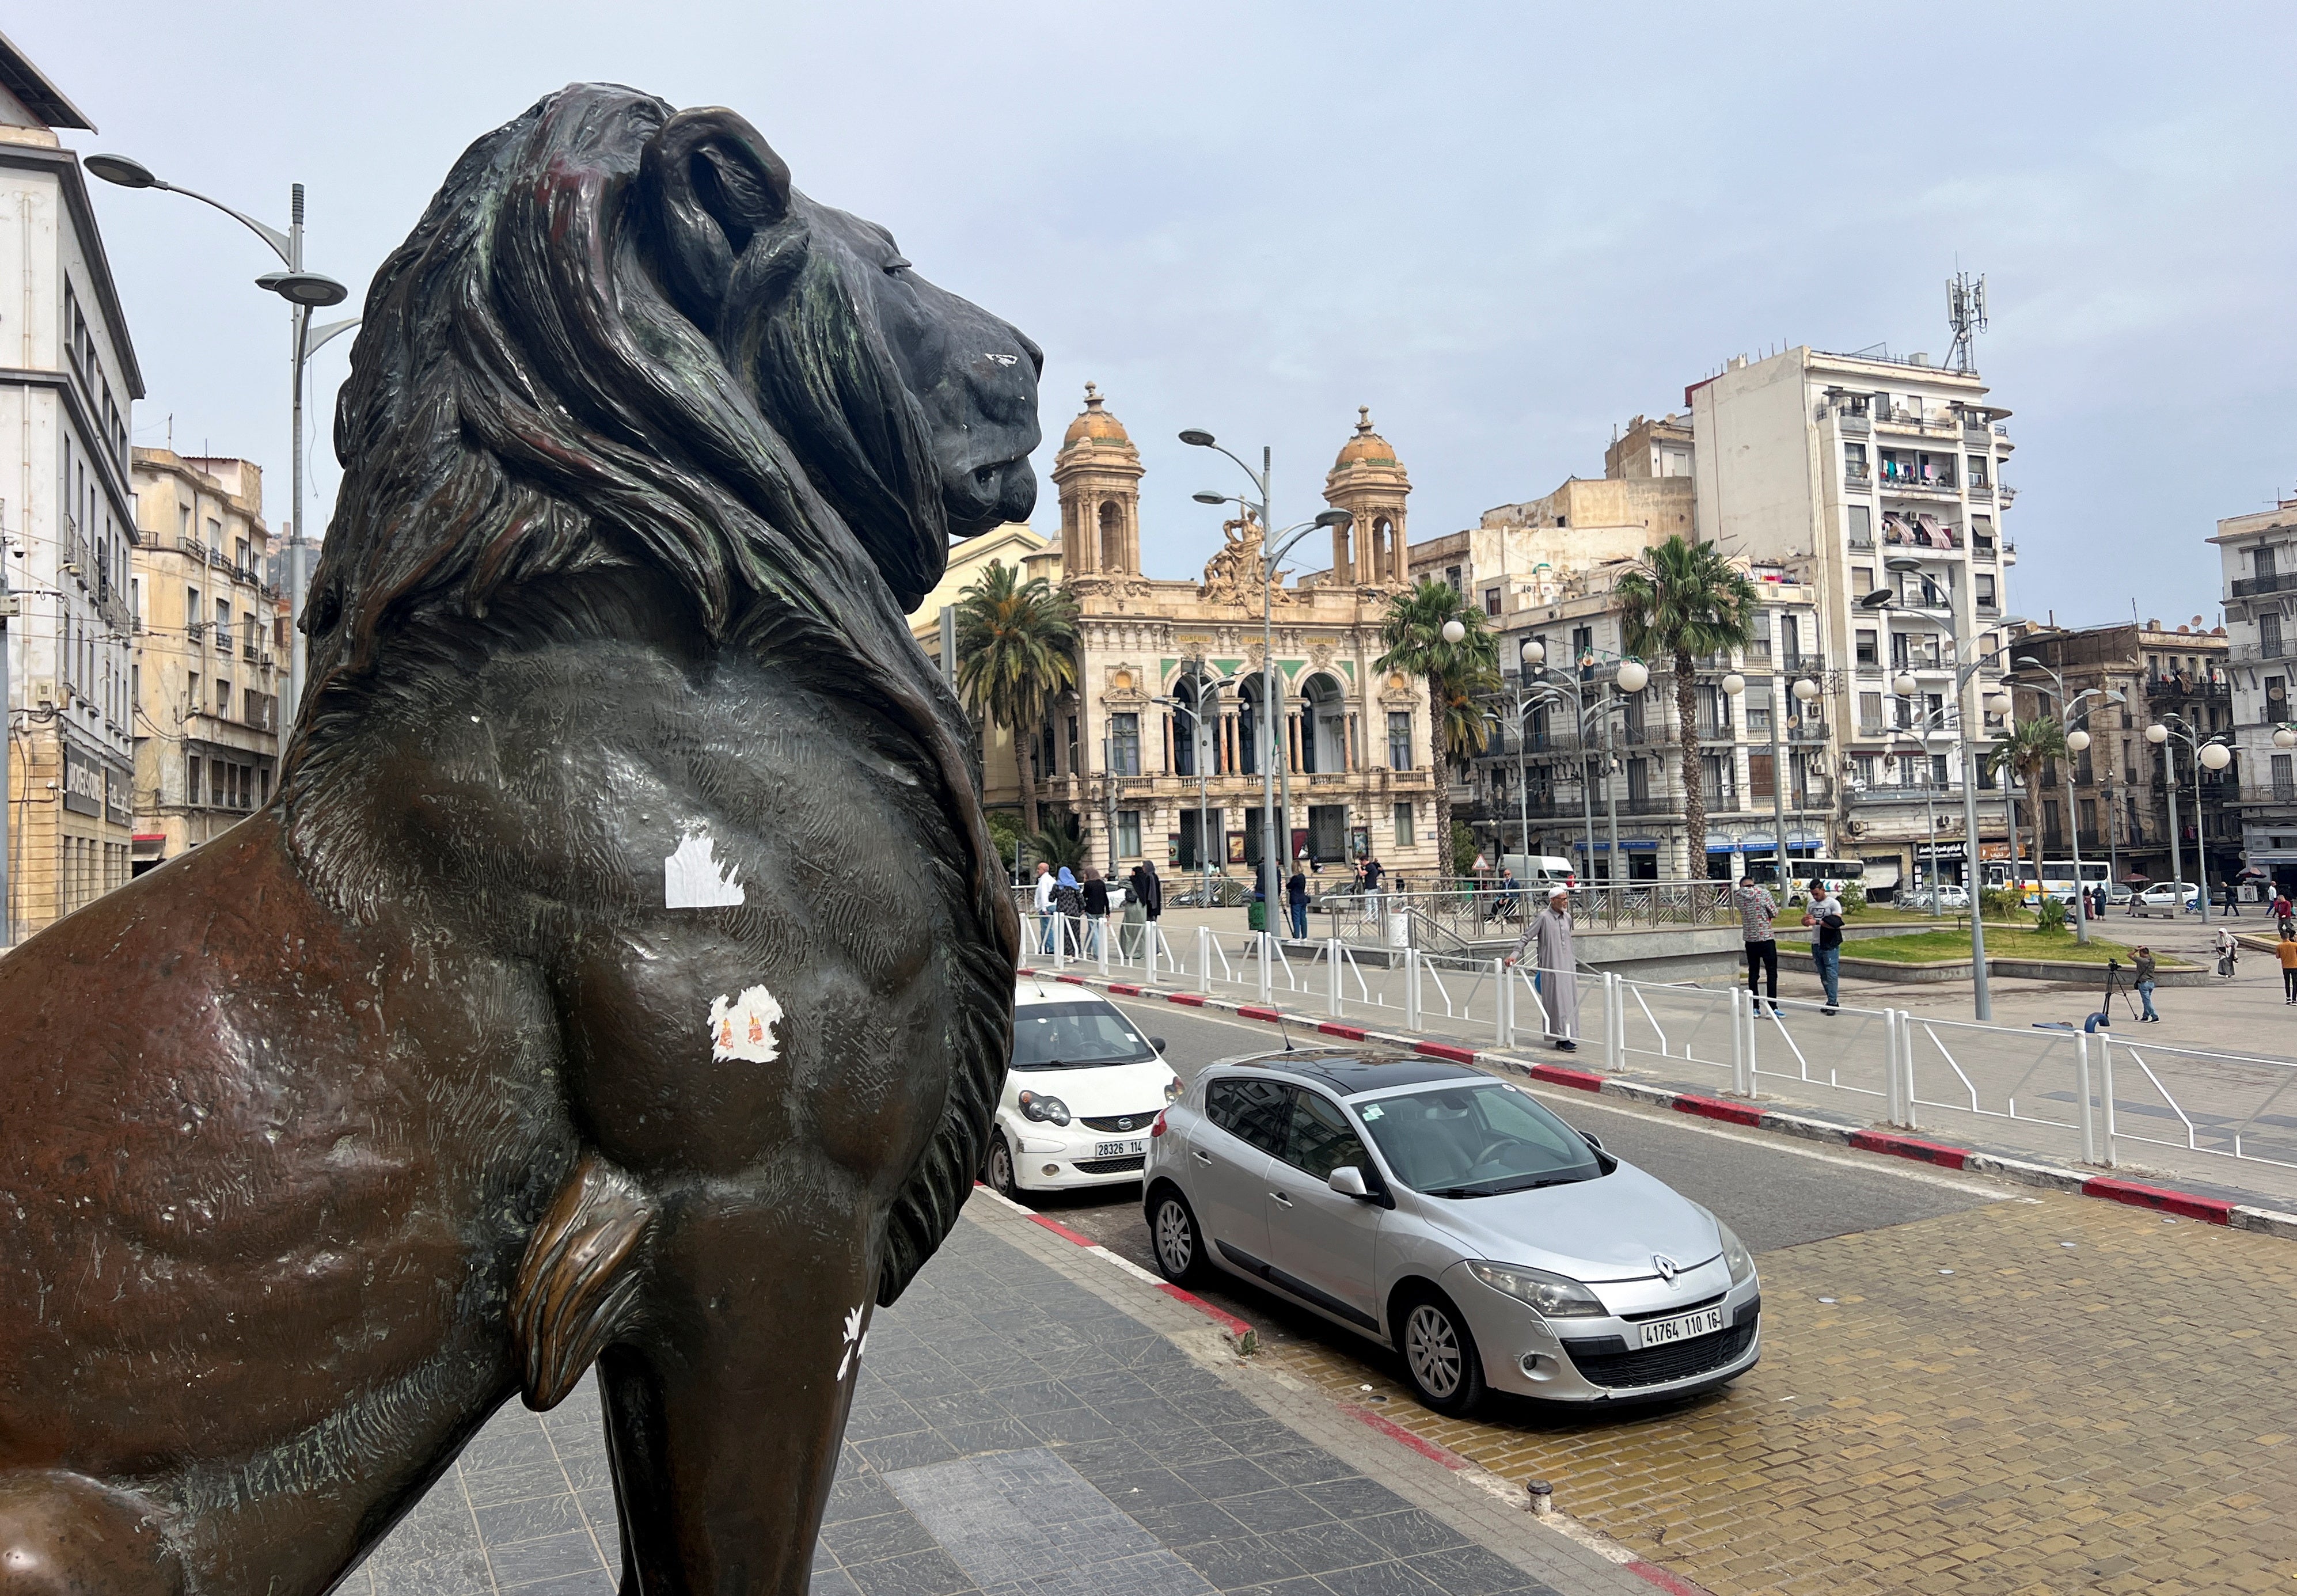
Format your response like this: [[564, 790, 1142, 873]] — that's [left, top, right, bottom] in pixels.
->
[[347, 1205, 1638, 1595], [1261, 1189, 2297, 1593]]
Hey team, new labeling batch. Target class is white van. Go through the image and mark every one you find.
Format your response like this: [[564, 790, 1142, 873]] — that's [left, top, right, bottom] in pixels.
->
[[1502, 854, 1579, 891]]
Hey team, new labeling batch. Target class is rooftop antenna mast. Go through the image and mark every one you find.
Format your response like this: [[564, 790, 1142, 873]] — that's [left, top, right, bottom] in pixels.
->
[[1946, 271, 1988, 373]]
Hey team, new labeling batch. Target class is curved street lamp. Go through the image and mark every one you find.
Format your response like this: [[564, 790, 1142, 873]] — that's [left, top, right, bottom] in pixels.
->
[[2009, 653, 2126, 943], [86, 156, 359, 723], [1184, 425, 1354, 896]]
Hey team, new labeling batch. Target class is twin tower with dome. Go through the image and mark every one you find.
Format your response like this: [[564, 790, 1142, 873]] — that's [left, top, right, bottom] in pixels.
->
[[917, 385, 1442, 880]]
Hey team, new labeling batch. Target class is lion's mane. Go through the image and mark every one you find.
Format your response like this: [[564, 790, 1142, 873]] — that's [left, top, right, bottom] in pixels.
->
[[282, 83, 1015, 1305]]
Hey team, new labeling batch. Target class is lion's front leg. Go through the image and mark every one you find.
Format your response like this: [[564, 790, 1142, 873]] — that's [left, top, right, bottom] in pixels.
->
[[594, 1187, 880, 1596]]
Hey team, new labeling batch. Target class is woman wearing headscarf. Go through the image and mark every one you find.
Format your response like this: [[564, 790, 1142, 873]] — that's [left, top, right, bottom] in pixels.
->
[[1506, 886, 1580, 1052], [1053, 866, 1085, 956]]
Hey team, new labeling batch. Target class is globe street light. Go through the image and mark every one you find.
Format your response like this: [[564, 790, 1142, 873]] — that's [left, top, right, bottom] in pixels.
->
[[86, 158, 359, 725], [2009, 653, 2124, 943], [2146, 717, 2233, 922]]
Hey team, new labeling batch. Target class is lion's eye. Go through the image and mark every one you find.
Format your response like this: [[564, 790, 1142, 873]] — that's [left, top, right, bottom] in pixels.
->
[[883, 256, 912, 275]]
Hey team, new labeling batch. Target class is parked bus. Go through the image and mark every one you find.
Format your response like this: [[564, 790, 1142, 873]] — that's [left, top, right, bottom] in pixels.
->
[[2038, 859, 2112, 905], [1744, 857, 1865, 905]]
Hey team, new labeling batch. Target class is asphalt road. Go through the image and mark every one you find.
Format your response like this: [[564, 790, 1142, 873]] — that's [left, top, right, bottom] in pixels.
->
[[1018, 995, 2010, 1380]]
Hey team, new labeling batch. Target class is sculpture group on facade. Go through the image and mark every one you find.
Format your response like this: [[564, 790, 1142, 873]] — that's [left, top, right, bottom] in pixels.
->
[[0, 83, 1034, 1594]]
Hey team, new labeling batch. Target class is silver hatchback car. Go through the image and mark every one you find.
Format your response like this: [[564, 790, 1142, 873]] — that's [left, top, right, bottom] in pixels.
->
[[1142, 1050, 1760, 1415]]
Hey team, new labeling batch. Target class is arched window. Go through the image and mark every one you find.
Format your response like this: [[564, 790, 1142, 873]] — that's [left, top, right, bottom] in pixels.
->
[[1300, 673, 1347, 773], [1099, 500, 1125, 573], [1373, 517, 1397, 580]]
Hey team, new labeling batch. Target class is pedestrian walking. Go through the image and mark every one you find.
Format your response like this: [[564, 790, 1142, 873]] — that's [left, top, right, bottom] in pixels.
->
[[1286, 866, 1309, 941], [2223, 881, 2241, 917], [2214, 924, 2238, 980], [1032, 860, 1057, 953], [1736, 874, 1780, 1016], [1121, 862, 1151, 962], [2278, 929, 2297, 1005], [1507, 886, 1580, 1052], [2274, 891, 2292, 939], [1810, 892, 1846, 1014], [1361, 855, 1384, 914], [1082, 868, 1110, 959], [2134, 946, 2160, 1022], [1495, 865, 1521, 919]]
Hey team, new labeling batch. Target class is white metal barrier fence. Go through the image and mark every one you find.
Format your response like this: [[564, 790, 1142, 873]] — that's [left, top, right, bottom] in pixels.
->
[[1019, 913, 2297, 1185]]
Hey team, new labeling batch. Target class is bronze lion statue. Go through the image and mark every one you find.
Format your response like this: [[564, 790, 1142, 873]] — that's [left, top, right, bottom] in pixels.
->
[[0, 83, 1034, 1594]]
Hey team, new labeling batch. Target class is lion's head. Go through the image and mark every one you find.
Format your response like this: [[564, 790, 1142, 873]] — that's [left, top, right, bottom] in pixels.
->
[[297, 82, 1039, 709]]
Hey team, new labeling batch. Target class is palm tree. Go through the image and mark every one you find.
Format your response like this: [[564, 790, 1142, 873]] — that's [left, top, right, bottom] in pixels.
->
[[1984, 716, 2067, 896], [1615, 537, 1760, 880], [954, 560, 1080, 835], [1377, 579, 1499, 879]]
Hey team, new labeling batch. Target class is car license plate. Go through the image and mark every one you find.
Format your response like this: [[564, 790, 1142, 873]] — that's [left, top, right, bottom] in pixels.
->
[[1639, 1306, 1726, 1348], [1094, 1139, 1145, 1158]]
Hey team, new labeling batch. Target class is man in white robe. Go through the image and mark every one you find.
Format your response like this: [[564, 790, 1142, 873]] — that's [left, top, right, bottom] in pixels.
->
[[1508, 886, 1580, 1052]]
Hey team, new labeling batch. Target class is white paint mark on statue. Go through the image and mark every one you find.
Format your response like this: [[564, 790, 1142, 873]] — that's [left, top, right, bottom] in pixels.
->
[[837, 1303, 868, 1381], [708, 985, 783, 1063], [666, 826, 746, 908]]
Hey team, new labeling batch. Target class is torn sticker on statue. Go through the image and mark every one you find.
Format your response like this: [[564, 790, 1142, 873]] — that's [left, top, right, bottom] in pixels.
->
[[665, 826, 746, 909], [708, 985, 783, 1064], [837, 1303, 867, 1381]]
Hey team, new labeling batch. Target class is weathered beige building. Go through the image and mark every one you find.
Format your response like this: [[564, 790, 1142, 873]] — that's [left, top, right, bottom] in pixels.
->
[[925, 389, 1443, 880], [127, 450, 283, 872], [0, 42, 141, 944]]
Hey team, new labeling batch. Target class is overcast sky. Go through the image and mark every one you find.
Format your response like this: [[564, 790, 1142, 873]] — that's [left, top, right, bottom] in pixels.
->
[[31, 3, 2297, 630]]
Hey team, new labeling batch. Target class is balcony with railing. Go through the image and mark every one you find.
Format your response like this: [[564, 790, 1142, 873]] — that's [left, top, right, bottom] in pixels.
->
[[2231, 570, 2297, 600], [2235, 781, 2297, 807]]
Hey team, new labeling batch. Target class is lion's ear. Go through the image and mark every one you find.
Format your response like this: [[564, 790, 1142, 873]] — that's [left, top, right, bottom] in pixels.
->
[[640, 107, 793, 319]]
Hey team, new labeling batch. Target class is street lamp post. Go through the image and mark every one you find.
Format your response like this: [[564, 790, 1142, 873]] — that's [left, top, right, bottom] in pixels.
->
[[2011, 656, 2126, 944], [2147, 715, 2233, 923], [1719, 663, 1820, 895], [1866, 558, 2018, 1021], [1194, 461, 1350, 909], [1531, 649, 1646, 884], [1154, 660, 1233, 902], [85, 156, 356, 724]]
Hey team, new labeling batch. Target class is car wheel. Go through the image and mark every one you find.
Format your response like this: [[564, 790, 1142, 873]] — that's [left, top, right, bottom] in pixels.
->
[[1148, 1186, 1203, 1286], [1396, 1289, 1486, 1416], [985, 1133, 1021, 1202]]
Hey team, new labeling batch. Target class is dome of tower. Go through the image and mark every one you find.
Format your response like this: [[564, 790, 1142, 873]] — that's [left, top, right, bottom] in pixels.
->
[[1061, 382, 1132, 449], [1333, 406, 1399, 469]]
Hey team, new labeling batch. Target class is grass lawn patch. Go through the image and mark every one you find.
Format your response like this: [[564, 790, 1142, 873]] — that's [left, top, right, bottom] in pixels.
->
[[1840, 928, 2180, 966]]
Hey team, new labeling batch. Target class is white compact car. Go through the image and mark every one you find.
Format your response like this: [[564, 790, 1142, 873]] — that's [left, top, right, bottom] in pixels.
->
[[985, 979, 1180, 1198], [1143, 1050, 1759, 1415]]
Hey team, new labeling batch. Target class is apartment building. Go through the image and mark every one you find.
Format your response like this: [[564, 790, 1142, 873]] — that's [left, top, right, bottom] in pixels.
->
[[2212, 496, 2297, 890], [0, 40, 142, 945], [1684, 346, 2022, 892], [1474, 556, 1831, 881], [1407, 474, 1694, 628], [128, 450, 284, 872], [2006, 620, 2234, 890]]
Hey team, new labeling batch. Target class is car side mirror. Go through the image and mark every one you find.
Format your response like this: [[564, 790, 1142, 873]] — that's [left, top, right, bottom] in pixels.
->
[[1580, 1129, 1605, 1153], [1149, 1037, 1166, 1054], [1327, 1165, 1372, 1199]]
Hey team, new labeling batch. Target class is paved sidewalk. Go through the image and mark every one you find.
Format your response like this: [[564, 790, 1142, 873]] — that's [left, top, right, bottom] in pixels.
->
[[343, 1198, 1652, 1596]]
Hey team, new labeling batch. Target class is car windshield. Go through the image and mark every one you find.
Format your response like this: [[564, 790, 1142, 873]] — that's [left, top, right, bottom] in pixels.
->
[[1353, 1082, 1603, 1197], [1011, 1000, 1156, 1069]]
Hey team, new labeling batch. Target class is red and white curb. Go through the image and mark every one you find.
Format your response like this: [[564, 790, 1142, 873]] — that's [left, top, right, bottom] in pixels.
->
[[972, 1180, 1715, 1594], [1020, 967, 2297, 1243]]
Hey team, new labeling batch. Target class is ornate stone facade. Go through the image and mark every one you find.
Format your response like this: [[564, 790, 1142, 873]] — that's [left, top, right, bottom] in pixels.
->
[[973, 388, 1444, 881]]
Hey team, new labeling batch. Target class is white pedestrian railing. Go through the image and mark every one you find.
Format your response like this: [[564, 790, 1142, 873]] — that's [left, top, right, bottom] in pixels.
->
[[1015, 913, 2297, 1187]]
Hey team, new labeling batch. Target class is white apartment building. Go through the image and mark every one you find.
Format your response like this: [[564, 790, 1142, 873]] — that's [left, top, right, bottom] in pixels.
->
[[1685, 347, 2022, 890], [2211, 495, 2297, 886], [0, 39, 142, 945]]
